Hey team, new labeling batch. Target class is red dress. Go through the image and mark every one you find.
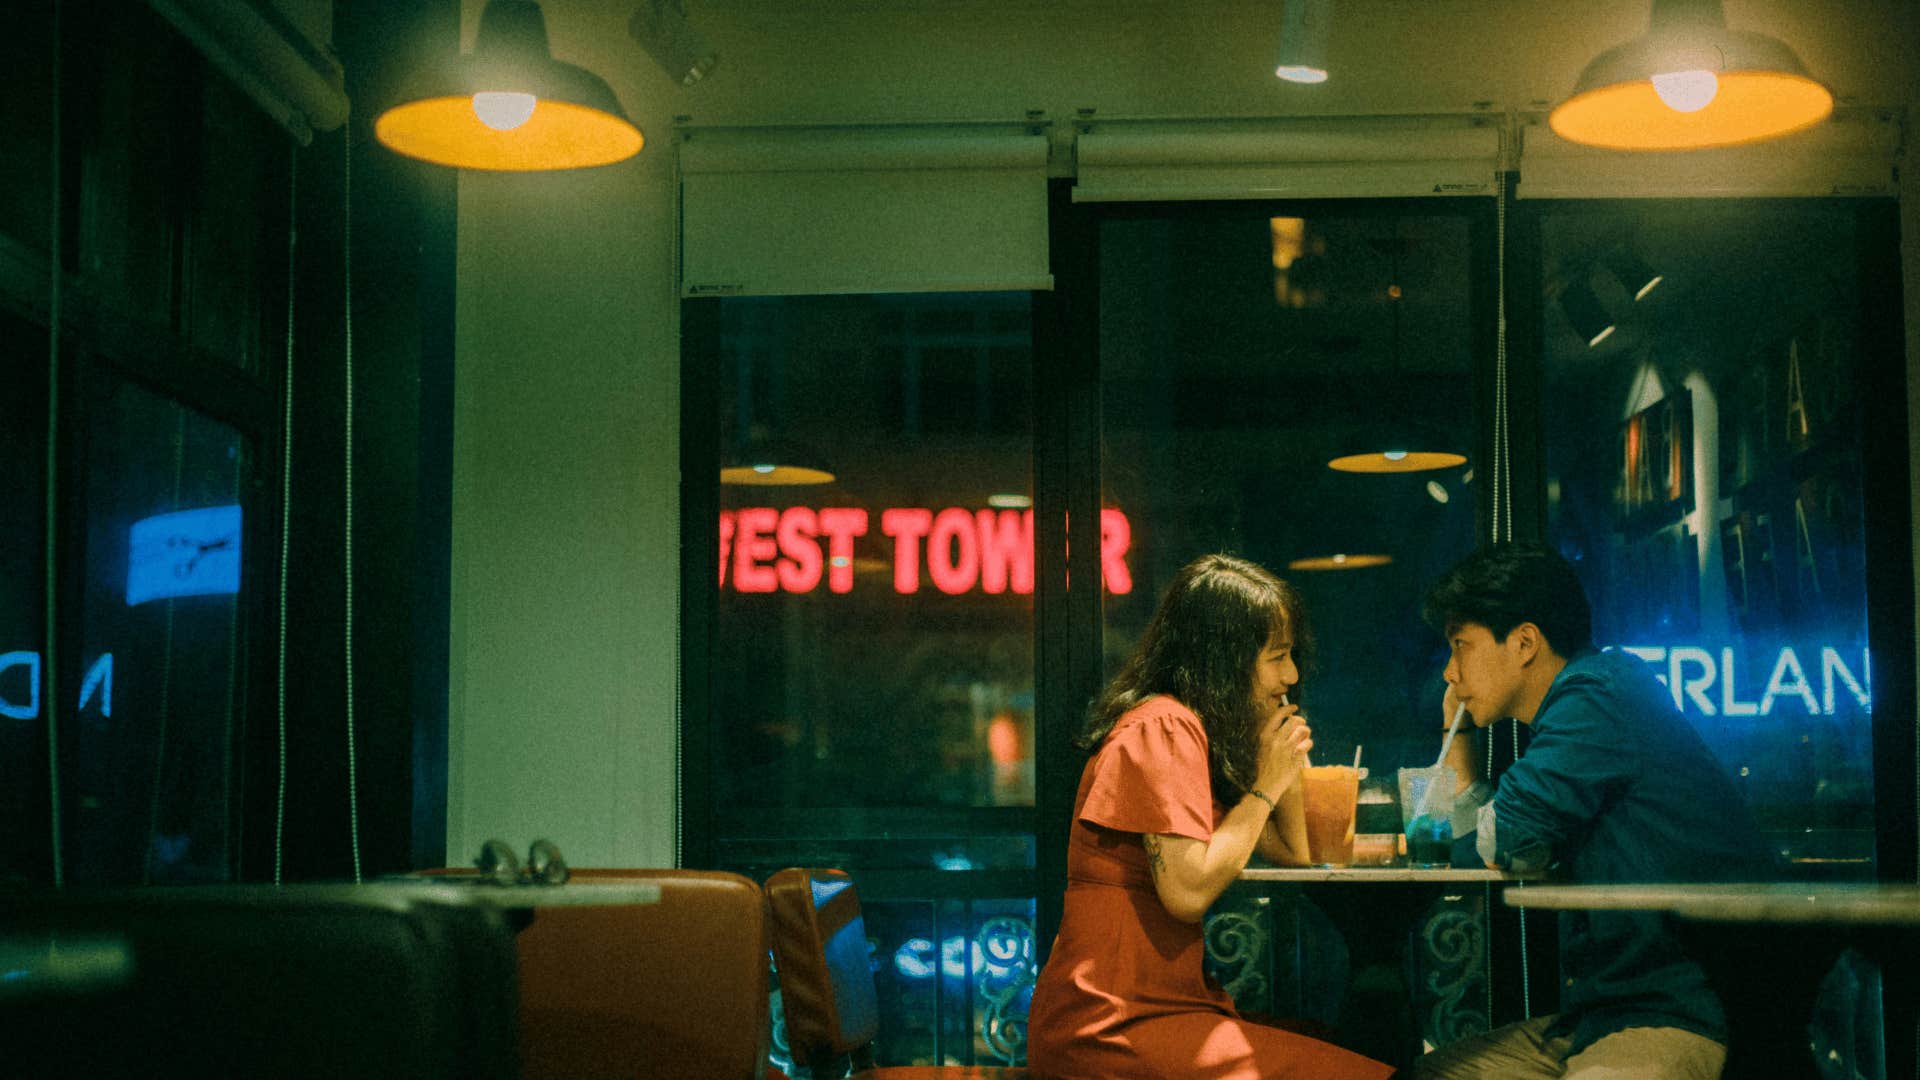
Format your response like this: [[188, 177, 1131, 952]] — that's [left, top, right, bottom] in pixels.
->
[[1026, 699, 1393, 1080]]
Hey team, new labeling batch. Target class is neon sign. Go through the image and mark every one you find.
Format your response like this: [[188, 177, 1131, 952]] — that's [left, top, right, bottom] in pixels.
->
[[0, 652, 114, 720], [1614, 645, 1870, 717], [127, 505, 242, 606], [719, 507, 1133, 596]]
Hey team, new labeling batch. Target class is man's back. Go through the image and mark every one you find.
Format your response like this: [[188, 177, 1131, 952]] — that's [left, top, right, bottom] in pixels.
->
[[1494, 648, 1775, 1051]]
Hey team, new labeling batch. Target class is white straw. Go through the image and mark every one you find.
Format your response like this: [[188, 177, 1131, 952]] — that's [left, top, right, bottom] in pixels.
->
[[1352, 744, 1363, 771], [1411, 703, 1467, 821]]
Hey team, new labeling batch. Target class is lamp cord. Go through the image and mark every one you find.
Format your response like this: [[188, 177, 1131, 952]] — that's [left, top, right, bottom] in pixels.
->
[[343, 130, 362, 885], [1492, 167, 1531, 1021], [142, 418, 186, 884], [275, 153, 297, 886], [44, 0, 65, 888]]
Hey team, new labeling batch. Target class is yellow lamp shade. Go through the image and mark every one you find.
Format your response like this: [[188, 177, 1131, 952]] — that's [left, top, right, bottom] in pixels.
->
[[1549, 1, 1832, 152], [720, 436, 835, 486], [720, 464, 835, 486], [375, 96, 642, 171], [1288, 553, 1393, 571], [376, 0, 643, 171], [1327, 450, 1467, 474], [1550, 70, 1831, 152]]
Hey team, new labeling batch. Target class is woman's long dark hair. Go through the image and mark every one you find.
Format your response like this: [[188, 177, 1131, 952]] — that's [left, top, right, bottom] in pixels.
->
[[1077, 554, 1313, 805]]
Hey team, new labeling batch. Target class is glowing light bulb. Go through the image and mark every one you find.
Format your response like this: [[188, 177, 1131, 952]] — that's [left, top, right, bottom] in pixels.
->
[[1650, 70, 1718, 113], [752, 464, 775, 474], [1383, 450, 1409, 461], [1275, 65, 1328, 84], [472, 91, 537, 130]]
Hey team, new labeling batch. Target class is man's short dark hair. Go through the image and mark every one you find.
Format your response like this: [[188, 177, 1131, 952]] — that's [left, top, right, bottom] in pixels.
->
[[1421, 542, 1594, 657]]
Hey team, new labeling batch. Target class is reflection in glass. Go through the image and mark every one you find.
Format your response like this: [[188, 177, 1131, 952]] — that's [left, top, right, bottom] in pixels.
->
[[1101, 211, 1480, 775], [1540, 205, 1874, 875], [67, 378, 251, 884], [712, 293, 1037, 818], [0, 314, 50, 885]]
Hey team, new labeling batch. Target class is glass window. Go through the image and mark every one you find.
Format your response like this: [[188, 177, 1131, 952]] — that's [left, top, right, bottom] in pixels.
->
[[0, 3, 54, 256], [1101, 210, 1481, 771], [63, 372, 253, 884], [1540, 203, 1876, 877], [707, 291, 1039, 1066], [1, 312, 50, 886], [1098, 206, 1489, 1052]]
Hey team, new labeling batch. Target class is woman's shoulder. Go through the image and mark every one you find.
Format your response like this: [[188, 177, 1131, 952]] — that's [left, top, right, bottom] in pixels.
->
[[1109, 696, 1207, 742]]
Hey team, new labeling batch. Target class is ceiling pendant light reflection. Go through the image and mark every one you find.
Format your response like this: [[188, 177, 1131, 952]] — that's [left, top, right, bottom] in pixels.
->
[[1549, 0, 1831, 151], [376, 0, 643, 171], [1273, 0, 1332, 84], [720, 436, 834, 486], [1288, 553, 1393, 572], [1325, 223, 1466, 475]]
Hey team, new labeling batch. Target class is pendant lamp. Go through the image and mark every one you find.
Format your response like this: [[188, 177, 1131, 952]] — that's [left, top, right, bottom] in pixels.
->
[[1325, 226, 1466, 474], [1287, 552, 1393, 572], [1549, 0, 1831, 151], [1273, 0, 1332, 84], [720, 435, 834, 486], [1326, 421, 1467, 474], [375, 0, 643, 171]]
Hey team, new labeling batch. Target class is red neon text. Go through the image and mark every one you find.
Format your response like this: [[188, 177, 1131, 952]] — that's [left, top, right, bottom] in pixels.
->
[[719, 507, 1133, 596]]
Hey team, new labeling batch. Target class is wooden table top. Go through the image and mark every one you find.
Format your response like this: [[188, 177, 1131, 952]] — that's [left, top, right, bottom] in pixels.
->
[[1503, 882, 1920, 927], [1239, 866, 1528, 883]]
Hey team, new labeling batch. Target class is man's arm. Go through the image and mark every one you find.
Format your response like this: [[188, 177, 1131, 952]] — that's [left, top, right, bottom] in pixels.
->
[[1480, 683, 1633, 871]]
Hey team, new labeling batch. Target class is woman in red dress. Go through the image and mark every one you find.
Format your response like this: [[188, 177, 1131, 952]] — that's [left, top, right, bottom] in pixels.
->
[[1027, 554, 1394, 1080]]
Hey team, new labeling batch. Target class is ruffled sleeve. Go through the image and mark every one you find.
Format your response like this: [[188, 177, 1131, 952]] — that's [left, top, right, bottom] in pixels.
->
[[1078, 701, 1214, 842]]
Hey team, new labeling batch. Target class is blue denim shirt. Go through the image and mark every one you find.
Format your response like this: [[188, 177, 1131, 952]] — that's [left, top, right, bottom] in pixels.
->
[[1454, 648, 1775, 1053]]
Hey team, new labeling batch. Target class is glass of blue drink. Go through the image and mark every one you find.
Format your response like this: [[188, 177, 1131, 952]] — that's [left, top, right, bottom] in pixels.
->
[[1397, 766, 1455, 869]]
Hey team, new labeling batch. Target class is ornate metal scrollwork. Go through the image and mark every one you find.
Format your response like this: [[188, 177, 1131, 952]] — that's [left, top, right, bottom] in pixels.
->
[[977, 915, 1036, 1065], [1203, 907, 1271, 1008], [1418, 903, 1488, 1045]]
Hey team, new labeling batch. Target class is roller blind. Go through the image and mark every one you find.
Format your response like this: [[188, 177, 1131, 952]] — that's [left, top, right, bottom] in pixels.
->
[[1515, 110, 1899, 199], [678, 123, 1053, 298], [1072, 115, 1504, 202], [148, 0, 347, 143]]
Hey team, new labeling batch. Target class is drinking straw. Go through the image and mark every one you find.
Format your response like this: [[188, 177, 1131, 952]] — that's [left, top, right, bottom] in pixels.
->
[[1352, 744, 1363, 771], [1410, 703, 1468, 822]]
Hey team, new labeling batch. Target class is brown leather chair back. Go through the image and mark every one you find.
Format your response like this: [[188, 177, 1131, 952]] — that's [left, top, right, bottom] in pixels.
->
[[764, 867, 882, 1069], [765, 867, 1033, 1079], [517, 868, 771, 1080]]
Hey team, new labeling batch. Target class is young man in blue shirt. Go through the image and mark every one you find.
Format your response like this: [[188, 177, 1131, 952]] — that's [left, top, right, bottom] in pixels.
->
[[1411, 544, 1773, 1080]]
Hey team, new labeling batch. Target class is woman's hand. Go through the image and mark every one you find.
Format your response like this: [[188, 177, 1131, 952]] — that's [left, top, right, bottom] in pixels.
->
[[1252, 706, 1312, 802]]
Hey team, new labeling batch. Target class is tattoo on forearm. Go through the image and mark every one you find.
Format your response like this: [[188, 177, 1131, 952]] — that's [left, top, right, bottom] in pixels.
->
[[1142, 834, 1165, 879]]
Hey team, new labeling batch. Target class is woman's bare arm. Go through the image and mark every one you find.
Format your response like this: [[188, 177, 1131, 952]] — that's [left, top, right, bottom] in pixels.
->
[[1252, 779, 1310, 867], [1145, 712, 1311, 922]]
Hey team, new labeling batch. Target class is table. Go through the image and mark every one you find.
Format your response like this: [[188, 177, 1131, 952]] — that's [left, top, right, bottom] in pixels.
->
[[383, 879, 665, 908], [1240, 867, 1523, 884], [1506, 883, 1920, 1080], [1232, 866, 1537, 1066]]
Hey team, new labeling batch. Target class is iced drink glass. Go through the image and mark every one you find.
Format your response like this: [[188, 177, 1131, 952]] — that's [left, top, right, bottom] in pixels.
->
[[1397, 765, 1455, 868], [1301, 765, 1359, 867]]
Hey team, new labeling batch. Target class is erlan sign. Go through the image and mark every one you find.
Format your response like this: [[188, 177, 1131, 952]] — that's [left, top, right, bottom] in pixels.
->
[[1615, 645, 1870, 717], [720, 507, 1134, 596]]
